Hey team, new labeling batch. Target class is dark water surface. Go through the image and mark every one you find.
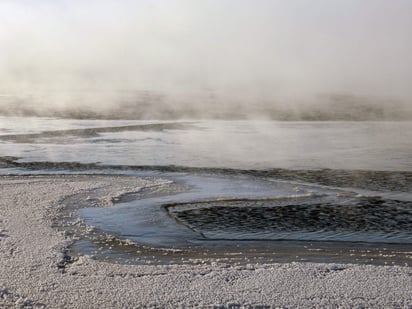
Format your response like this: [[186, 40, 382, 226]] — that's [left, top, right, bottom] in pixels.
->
[[61, 168, 412, 266], [1, 118, 411, 265]]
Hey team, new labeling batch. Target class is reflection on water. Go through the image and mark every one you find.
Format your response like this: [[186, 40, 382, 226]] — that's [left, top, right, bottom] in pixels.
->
[[66, 171, 412, 265], [76, 173, 412, 246], [0, 117, 411, 171], [1, 117, 411, 265]]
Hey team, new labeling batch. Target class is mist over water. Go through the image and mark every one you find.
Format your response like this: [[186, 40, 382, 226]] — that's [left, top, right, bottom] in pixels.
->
[[1, 0, 412, 119], [1, 2, 412, 264]]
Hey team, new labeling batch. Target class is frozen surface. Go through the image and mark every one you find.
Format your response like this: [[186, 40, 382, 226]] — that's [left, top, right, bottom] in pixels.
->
[[78, 173, 412, 247], [1, 118, 411, 307], [1, 175, 411, 308]]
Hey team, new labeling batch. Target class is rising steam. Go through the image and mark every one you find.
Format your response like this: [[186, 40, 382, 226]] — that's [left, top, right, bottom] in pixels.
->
[[0, 0, 411, 119]]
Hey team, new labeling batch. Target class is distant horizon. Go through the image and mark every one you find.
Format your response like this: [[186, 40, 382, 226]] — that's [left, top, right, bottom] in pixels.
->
[[0, 91, 411, 121]]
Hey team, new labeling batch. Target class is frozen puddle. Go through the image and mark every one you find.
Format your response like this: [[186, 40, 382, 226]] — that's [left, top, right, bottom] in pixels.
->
[[64, 172, 412, 265], [77, 174, 362, 247]]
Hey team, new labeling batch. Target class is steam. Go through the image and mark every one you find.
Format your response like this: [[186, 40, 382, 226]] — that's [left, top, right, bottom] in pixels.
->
[[1, 0, 411, 119]]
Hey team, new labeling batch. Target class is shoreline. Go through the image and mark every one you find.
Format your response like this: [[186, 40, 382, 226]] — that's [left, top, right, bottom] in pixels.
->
[[1, 175, 411, 308]]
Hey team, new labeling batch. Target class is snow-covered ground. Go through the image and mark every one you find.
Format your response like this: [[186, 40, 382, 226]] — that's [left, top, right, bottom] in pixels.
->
[[1, 175, 410, 308]]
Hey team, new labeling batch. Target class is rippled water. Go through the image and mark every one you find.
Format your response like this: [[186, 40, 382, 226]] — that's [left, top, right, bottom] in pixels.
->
[[1, 117, 411, 264], [167, 196, 412, 243]]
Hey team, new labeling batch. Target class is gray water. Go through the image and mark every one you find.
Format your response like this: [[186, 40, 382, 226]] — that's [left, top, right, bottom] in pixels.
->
[[77, 173, 412, 245], [1, 117, 411, 171], [1, 117, 411, 264]]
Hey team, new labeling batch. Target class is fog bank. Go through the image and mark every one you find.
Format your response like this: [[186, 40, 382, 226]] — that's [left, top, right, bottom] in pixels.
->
[[1, 1, 411, 119]]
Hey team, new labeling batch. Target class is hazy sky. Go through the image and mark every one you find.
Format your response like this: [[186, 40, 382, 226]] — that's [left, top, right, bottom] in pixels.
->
[[1, 0, 411, 104]]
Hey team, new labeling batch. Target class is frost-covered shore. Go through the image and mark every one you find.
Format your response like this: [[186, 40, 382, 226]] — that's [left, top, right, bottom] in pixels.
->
[[0, 175, 411, 308]]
